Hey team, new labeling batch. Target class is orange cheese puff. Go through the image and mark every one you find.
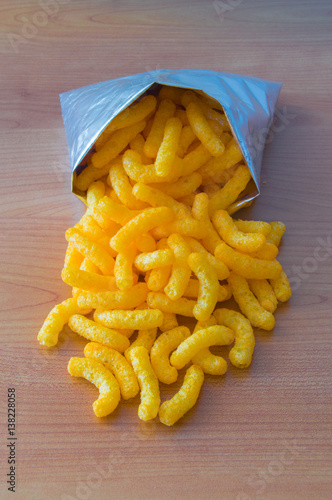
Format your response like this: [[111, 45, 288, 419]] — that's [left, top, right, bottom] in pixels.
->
[[125, 328, 157, 363], [147, 239, 173, 292], [110, 207, 174, 254], [74, 162, 113, 192], [67, 357, 120, 418], [187, 253, 219, 322], [94, 196, 141, 227], [251, 242, 279, 261], [214, 308, 255, 369], [135, 248, 174, 272], [148, 172, 202, 200], [151, 326, 191, 384], [248, 279, 278, 313], [80, 258, 100, 274], [94, 95, 157, 150], [114, 242, 137, 291], [209, 165, 252, 215], [81, 214, 106, 242], [170, 325, 234, 370], [180, 144, 212, 177], [151, 218, 209, 240], [92, 119, 146, 169], [215, 242, 282, 280], [64, 243, 84, 269], [135, 233, 157, 253], [177, 125, 197, 157], [233, 219, 271, 237], [212, 210, 266, 253], [183, 279, 230, 302], [62, 265, 117, 291], [37, 298, 91, 347], [155, 117, 182, 177], [158, 85, 184, 105], [65, 228, 115, 276], [228, 273, 275, 331], [185, 101, 225, 157], [76, 282, 148, 310], [164, 233, 191, 300], [270, 269, 292, 302], [191, 192, 222, 254], [191, 317, 228, 376], [132, 183, 190, 219], [87, 180, 105, 206], [144, 99, 176, 158], [185, 237, 229, 281], [198, 139, 243, 183], [123, 149, 179, 183], [84, 342, 139, 400], [94, 308, 164, 330], [68, 314, 130, 352], [147, 292, 195, 317], [159, 364, 204, 426], [182, 90, 228, 125], [159, 312, 179, 333], [108, 158, 148, 210], [266, 221, 286, 247]]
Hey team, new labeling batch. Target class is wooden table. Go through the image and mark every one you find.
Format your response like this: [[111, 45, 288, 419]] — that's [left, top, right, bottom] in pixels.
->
[[1, 1, 331, 499]]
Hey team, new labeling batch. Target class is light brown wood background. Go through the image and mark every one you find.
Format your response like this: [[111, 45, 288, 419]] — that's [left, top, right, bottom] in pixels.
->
[[0, 1, 331, 499]]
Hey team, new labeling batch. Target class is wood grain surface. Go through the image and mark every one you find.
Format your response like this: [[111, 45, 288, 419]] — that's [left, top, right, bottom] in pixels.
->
[[0, 1, 331, 499]]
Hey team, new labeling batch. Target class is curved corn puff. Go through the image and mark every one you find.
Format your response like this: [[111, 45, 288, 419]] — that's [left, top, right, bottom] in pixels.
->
[[94, 308, 164, 330], [191, 317, 228, 375], [249, 279, 278, 313], [80, 258, 100, 274], [228, 273, 275, 331], [64, 243, 84, 269], [234, 219, 271, 237], [155, 117, 182, 177], [151, 218, 209, 240], [165, 234, 192, 300], [68, 357, 120, 417], [125, 328, 157, 363], [176, 125, 197, 157], [144, 99, 176, 158], [251, 242, 279, 260], [148, 172, 202, 200], [159, 365, 204, 426], [192, 192, 221, 254], [130, 346, 160, 421], [151, 326, 191, 384], [132, 183, 190, 219], [76, 282, 148, 310], [188, 252, 219, 322], [270, 269, 292, 302], [84, 342, 139, 400], [61, 265, 117, 291], [74, 162, 113, 192], [135, 233, 157, 253], [198, 139, 243, 183], [183, 279, 230, 302], [135, 248, 174, 272], [94, 196, 141, 227], [266, 221, 286, 247], [214, 308, 255, 369], [186, 237, 230, 281], [123, 149, 179, 184], [209, 165, 252, 215], [170, 325, 234, 369], [147, 292, 195, 317], [114, 243, 137, 291], [180, 144, 212, 177], [147, 238, 172, 291], [186, 101, 225, 157], [108, 158, 148, 210]]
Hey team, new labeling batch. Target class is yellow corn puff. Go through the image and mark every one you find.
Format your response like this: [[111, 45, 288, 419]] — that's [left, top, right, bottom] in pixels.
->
[[125, 328, 157, 362], [64, 243, 84, 269], [94, 308, 164, 330], [135, 233, 157, 253], [135, 248, 174, 272], [61, 264, 117, 291], [180, 144, 212, 177], [233, 219, 272, 237], [248, 279, 278, 313], [108, 158, 148, 210], [185, 101, 225, 157], [209, 165, 252, 215], [94, 196, 140, 227], [80, 258, 100, 274], [149, 172, 202, 200], [176, 125, 197, 157], [270, 269, 292, 302], [146, 238, 173, 291], [191, 317, 228, 376], [183, 279, 230, 302], [251, 242, 279, 261], [188, 252, 219, 322], [186, 237, 230, 281], [151, 218, 209, 240], [198, 139, 243, 183], [114, 243, 137, 291], [144, 99, 176, 158], [192, 192, 222, 254], [76, 282, 148, 310], [74, 162, 113, 192], [164, 233, 192, 300], [155, 117, 182, 177], [266, 221, 286, 247], [132, 183, 190, 219], [147, 292, 195, 317]]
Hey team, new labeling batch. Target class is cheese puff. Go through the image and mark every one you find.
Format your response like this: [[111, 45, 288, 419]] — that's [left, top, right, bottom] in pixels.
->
[[158, 86, 184, 106], [248, 279, 278, 313], [251, 242, 279, 261], [147, 238, 172, 292], [65, 228, 115, 276], [215, 242, 282, 280], [81, 214, 106, 242], [76, 282, 148, 310], [92, 120, 146, 169], [123, 150, 179, 184], [191, 192, 222, 254], [80, 258, 100, 274], [214, 308, 255, 368], [227, 199, 253, 216], [87, 180, 105, 206], [228, 273, 275, 330], [151, 218, 209, 240], [132, 183, 190, 219], [183, 279, 230, 302], [198, 139, 243, 183], [129, 133, 150, 163], [135, 233, 156, 253], [234, 219, 272, 237], [170, 325, 234, 370], [165, 233, 192, 300], [94, 308, 164, 330], [129, 346, 160, 421], [64, 243, 84, 269], [181, 144, 212, 177], [135, 248, 175, 272], [159, 365, 204, 426], [94, 196, 141, 227], [174, 108, 190, 126], [185, 101, 225, 157], [114, 242, 137, 291], [191, 317, 228, 376], [37, 298, 90, 347], [151, 326, 191, 384], [68, 357, 120, 417], [144, 99, 176, 158], [266, 221, 286, 247], [68, 314, 130, 352], [209, 165, 252, 215], [84, 342, 139, 400], [74, 162, 113, 192], [212, 210, 266, 253], [155, 117, 182, 177], [95, 95, 157, 150], [185, 237, 229, 281], [159, 312, 179, 333], [110, 207, 174, 254], [270, 269, 292, 302], [187, 253, 219, 322], [108, 158, 148, 210], [125, 328, 157, 363], [148, 172, 202, 200], [147, 292, 195, 317], [62, 265, 117, 291], [176, 125, 197, 157], [182, 91, 228, 126]]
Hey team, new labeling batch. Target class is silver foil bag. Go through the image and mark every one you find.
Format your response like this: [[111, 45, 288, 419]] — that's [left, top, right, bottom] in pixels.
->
[[60, 69, 282, 205]]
